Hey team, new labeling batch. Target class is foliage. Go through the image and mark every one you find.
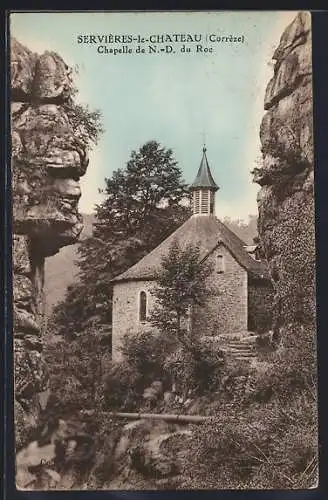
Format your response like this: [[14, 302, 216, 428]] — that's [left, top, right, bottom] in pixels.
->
[[51, 140, 190, 335], [63, 66, 104, 150], [120, 330, 175, 381], [179, 321, 318, 490], [82, 414, 124, 489], [64, 102, 104, 149], [181, 393, 317, 489], [275, 191, 315, 327], [104, 330, 175, 411], [248, 280, 274, 334], [103, 360, 145, 411], [50, 281, 104, 337], [103, 327, 226, 410], [249, 324, 317, 405], [144, 240, 225, 397], [44, 329, 110, 414], [164, 340, 225, 397], [150, 240, 214, 344]]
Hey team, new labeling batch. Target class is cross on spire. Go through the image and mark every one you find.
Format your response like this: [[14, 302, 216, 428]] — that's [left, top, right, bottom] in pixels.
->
[[201, 130, 207, 152]]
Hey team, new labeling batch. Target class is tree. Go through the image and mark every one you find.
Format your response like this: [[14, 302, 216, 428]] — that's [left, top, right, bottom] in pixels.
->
[[45, 329, 106, 413], [52, 141, 191, 335], [64, 102, 104, 150], [149, 241, 224, 397], [149, 240, 214, 349], [64, 65, 104, 151]]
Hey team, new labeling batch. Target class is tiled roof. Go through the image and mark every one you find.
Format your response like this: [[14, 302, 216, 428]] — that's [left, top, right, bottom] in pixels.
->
[[112, 215, 270, 283], [190, 147, 219, 190]]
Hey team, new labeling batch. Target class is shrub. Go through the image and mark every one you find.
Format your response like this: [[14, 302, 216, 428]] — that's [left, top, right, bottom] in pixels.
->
[[164, 338, 225, 397], [119, 329, 174, 384], [247, 323, 317, 404], [103, 360, 145, 411], [179, 323, 318, 490], [106, 329, 226, 408], [103, 329, 175, 411], [103, 329, 178, 411], [180, 393, 318, 489], [45, 330, 105, 413]]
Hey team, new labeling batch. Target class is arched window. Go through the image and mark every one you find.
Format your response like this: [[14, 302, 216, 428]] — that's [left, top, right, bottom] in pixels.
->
[[139, 291, 147, 322], [216, 254, 225, 273]]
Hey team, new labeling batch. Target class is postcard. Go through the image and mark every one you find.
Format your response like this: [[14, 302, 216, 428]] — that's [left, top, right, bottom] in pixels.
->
[[9, 10, 317, 490]]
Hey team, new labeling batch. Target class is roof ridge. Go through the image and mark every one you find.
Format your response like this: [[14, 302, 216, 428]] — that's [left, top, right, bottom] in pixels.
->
[[111, 217, 193, 282], [111, 215, 269, 283]]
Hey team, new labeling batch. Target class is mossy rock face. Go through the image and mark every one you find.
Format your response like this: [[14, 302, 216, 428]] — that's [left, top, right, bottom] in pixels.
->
[[14, 399, 40, 452], [11, 37, 91, 456], [255, 12, 315, 334]]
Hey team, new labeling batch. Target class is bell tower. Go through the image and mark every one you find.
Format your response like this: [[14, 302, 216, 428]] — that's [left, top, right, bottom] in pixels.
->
[[190, 146, 219, 216]]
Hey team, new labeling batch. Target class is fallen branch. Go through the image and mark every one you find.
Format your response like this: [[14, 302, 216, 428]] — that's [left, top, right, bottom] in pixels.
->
[[80, 410, 213, 424]]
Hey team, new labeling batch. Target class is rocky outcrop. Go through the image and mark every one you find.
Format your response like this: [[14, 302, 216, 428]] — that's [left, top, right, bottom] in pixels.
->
[[254, 12, 316, 343], [11, 38, 89, 450], [84, 419, 192, 490]]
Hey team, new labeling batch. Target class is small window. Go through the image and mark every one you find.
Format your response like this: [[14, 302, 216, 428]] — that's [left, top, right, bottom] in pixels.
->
[[216, 254, 225, 273], [139, 291, 147, 322]]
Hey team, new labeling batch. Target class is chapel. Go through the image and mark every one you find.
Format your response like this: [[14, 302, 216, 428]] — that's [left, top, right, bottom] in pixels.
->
[[111, 147, 273, 360]]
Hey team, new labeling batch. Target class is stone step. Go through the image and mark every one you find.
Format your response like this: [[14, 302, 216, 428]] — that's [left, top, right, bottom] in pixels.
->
[[225, 351, 256, 358], [219, 340, 256, 346], [223, 351, 254, 357], [222, 346, 255, 353], [222, 343, 255, 350], [216, 334, 257, 341], [234, 355, 256, 361], [223, 338, 257, 344]]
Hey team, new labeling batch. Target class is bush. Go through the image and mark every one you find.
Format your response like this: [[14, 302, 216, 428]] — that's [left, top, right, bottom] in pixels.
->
[[180, 393, 318, 489], [83, 412, 124, 489], [103, 360, 145, 411], [164, 338, 225, 397], [103, 330, 175, 410], [105, 329, 226, 409], [178, 323, 318, 489], [120, 329, 175, 384], [45, 331, 105, 414], [247, 323, 317, 405]]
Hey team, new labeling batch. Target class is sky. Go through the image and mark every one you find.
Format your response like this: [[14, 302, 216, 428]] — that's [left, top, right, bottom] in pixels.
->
[[10, 11, 299, 221]]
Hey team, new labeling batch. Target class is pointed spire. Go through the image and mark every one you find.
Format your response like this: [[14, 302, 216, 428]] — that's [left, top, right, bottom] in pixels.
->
[[190, 146, 219, 191]]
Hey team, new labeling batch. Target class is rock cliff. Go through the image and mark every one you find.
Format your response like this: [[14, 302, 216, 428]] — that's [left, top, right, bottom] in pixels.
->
[[11, 38, 89, 449], [254, 12, 316, 344]]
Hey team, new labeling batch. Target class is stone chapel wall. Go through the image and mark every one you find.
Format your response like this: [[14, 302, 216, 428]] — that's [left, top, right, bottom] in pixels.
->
[[112, 280, 156, 361], [192, 245, 248, 336]]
